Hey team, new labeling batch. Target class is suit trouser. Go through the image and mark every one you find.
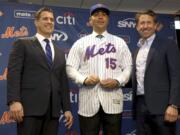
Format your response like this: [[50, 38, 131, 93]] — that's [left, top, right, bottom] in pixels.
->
[[135, 96, 176, 135], [78, 105, 122, 135], [17, 97, 59, 135]]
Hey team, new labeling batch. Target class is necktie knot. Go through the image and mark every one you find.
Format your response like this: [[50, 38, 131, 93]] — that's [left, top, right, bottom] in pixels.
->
[[96, 35, 103, 39], [44, 38, 50, 44], [44, 38, 52, 67]]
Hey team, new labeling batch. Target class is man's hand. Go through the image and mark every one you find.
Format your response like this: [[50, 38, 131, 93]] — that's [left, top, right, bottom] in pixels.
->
[[164, 105, 178, 122], [84, 75, 100, 86], [64, 111, 73, 129], [9, 101, 24, 123], [100, 78, 119, 89]]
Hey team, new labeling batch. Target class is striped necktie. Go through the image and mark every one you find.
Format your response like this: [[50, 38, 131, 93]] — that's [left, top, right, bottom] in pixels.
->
[[44, 39, 52, 67]]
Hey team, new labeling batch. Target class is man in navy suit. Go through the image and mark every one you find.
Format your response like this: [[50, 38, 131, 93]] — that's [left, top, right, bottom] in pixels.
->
[[132, 10, 180, 135], [7, 7, 73, 135]]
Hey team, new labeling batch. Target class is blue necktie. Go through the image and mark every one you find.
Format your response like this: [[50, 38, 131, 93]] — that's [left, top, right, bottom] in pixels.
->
[[44, 39, 52, 67]]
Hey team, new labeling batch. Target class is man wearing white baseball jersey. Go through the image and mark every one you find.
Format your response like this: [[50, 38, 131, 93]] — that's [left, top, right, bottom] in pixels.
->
[[66, 3, 132, 135]]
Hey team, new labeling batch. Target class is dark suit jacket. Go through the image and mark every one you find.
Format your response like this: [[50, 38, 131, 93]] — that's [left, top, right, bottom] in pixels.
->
[[132, 36, 180, 115], [7, 36, 70, 117]]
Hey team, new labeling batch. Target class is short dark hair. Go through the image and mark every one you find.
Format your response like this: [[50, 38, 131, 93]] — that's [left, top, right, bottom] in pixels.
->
[[135, 10, 157, 24], [34, 7, 54, 20]]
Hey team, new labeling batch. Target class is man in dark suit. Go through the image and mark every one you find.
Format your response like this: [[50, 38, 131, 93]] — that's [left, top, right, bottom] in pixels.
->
[[132, 10, 180, 135], [7, 7, 73, 135]]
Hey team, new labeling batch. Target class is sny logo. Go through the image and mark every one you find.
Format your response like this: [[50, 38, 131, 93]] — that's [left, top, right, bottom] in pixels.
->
[[117, 18, 136, 28], [52, 29, 68, 41]]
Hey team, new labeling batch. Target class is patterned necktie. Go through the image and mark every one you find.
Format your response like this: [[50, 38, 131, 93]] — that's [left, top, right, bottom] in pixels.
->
[[96, 35, 103, 39], [44, 39, 52, 67]]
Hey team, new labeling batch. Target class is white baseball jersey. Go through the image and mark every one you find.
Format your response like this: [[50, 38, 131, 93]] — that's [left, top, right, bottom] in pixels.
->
[[66, 31, 132, 117]]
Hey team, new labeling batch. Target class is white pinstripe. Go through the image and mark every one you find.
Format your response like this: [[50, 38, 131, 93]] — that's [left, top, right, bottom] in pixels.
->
[[66, 31, 132, 117]]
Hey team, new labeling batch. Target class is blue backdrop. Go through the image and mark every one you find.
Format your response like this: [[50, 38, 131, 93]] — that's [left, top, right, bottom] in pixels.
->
[[0, 2, 179, 135]]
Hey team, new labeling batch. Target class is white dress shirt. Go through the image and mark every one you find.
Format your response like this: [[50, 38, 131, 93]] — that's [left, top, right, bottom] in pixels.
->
[[35, 33, 55, 61], [136, 34, 155, 95]]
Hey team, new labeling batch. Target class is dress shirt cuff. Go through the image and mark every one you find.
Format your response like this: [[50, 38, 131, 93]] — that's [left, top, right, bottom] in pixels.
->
[[115, 78, 125, 87], [114, 72, 126, 86], [115, 67, 132, 87]]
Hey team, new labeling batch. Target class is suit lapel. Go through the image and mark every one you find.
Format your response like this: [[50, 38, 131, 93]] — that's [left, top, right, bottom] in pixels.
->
[[145, 36, 158, 71], [52, 45, 57, 68], [32, 37, 50, 70], [133, 48, 139, 80], [52, 43, 61, 69]]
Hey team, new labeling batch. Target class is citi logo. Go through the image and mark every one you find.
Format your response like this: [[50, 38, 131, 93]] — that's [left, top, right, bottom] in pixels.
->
[[56, 12, 75, 25], [52, 29, 68, 41], [126, 129, 136, 135], [117, 18, 136, 28], [14, 10, 35, 19]]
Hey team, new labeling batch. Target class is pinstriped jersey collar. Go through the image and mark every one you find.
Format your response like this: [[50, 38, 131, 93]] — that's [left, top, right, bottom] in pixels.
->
[[92, 30, 108, 38]]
